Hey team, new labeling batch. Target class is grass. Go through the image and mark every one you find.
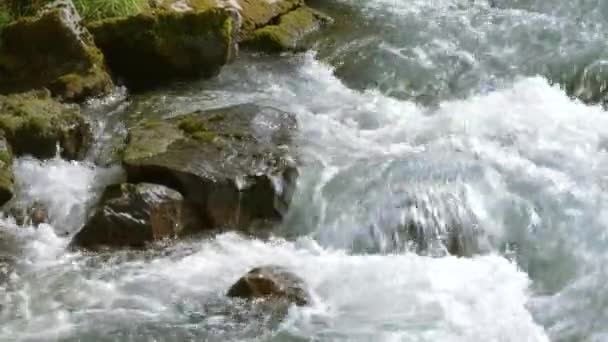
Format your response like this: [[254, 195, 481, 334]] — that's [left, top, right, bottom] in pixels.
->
[[73, 0, 149, 21], [3, 0, 149, 22]]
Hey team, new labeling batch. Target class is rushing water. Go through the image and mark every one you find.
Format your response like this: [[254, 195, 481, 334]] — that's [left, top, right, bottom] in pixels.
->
[[2, 0, 608, 340]]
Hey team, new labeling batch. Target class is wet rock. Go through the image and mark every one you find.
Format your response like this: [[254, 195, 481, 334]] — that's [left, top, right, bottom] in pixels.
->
[[244, 6, 332, 52], [227, 266, 310, 306], [72, 183, 185, 249], [0, 229, 18, 284], [122, 104, 298, 231], [87, 6, 239, 89], [0, 90, 92, 160], [0, 134, 13, 207], [5, 202, 48, 226], [0, 0, 113, 102]]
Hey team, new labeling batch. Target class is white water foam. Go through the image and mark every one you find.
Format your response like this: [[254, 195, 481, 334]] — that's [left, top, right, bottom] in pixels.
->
[[3, 37, 608, 340]]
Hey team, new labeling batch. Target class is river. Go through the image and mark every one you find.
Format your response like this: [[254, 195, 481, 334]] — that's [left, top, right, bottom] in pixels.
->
[[2, 0, 608, 340]]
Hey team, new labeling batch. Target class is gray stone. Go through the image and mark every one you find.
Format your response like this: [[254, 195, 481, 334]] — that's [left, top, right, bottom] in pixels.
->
[[122, 104, 298, 231]]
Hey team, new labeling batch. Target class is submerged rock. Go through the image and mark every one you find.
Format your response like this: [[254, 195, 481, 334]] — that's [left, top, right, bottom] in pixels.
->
[[0, 0, 113, 101], [87, 7, 239, 89], [0, 90, 92, 160], [5, 201, 49, 226], [72, 183, 185, 249], [0, 135, 13, 207], [122, 104, 298, 231], [244, 6, 332, 52], [227, 266, 310, 306]]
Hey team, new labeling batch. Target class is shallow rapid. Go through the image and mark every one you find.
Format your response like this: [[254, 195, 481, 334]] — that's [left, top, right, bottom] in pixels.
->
[[2, 0, 608, 341]]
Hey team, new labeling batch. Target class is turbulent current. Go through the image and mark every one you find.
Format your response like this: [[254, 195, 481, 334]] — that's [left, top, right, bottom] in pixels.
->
[[2, 0, 608, 340]]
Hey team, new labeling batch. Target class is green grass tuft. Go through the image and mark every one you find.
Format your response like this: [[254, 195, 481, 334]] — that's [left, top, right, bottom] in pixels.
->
[[73, 0, 149, 21], [4, 0, 148, 22]]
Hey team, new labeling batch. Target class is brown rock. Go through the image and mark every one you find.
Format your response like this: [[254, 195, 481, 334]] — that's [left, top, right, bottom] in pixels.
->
[[227, 265, 310, 306], [71, 183, 186, 249]]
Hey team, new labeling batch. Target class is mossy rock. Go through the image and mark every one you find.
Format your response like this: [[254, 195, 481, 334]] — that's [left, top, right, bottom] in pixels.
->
[[87, 7, 239, 89], [151, 0, 303, 40], [0, 89, 92, 160], [0, 134, 14, 207], [235, 0, 304, 40], [123, 104, 298, 231], [244, 6, 332, 52], [0, 0, 113, 102]]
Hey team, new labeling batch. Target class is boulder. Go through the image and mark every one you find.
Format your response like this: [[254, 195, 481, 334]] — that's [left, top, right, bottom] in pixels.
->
[[71, 183, 185, 249], [0, 134, 14, 207], [0, 90, 92, 160], [227, 266, 310, 306], [151, 0, 303, 40], [235, 0, 304, 40], [122, 104, 298, 231], [0, 0, 113, 102], [244, 6, 332, 52], [87, 6, 239, 89]]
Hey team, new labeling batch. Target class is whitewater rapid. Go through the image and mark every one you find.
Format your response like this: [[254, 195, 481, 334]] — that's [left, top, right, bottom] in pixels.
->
[[3, 0, 608, 340]]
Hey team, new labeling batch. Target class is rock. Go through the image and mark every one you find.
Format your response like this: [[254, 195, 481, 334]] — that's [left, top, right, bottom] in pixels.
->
[[122, 104, 298, 231], [235, 0, 304, 40], [152, 0, 303, 40], [0, 0, 113, 102], [0, 134, 13, 207], [87, 6, 239, 89], [71, 183, 185, 249], [227, 266, 310, 306], [5, 201, 48, 226], [0, 90, 92, 160], [244, 6, 332, 52]]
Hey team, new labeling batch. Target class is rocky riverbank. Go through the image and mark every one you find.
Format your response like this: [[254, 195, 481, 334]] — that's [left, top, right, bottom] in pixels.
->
[[0, 0, 331, 311]]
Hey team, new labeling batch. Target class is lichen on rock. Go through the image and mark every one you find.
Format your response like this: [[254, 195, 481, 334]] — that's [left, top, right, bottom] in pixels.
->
[[0, 89, 92, 160], [0, 0, 113, 102]]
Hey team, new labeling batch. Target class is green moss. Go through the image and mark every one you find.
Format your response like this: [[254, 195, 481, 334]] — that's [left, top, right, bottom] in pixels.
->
[[247, 6, 322, 52], [88, 7, 234, 87], [236, 0, 303, 39], [0, 90, 90, 159], [178, 116, 208, 134], [0, 5, 113, 101], [124, 120, 184, 161], [0, 149, 11, 166], [191, 131, 217, 142], [178, 116, 220, 142], [0, 6, 13, 34]]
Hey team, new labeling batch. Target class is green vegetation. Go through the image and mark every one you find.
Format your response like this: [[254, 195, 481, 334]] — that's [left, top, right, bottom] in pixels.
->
[[72, 0, 148, 21], [4, 0, 148, 22], [178, 116, 218, 142], [247, 6, 321, 52], [0, 3, 13, 34]]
